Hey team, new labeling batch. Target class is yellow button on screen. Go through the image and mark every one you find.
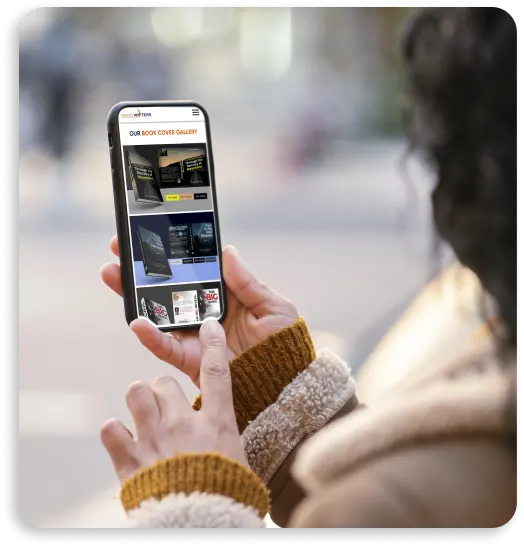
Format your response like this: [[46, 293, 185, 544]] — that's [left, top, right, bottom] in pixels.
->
[[165, 194, 180, 201]]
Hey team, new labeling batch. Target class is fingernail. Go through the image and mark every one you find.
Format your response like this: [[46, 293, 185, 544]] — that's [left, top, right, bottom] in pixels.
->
[[202, 316, 219, 331]]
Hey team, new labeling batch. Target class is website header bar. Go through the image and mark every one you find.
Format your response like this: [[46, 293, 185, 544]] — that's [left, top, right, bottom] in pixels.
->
[[119, 106, 203, 124]]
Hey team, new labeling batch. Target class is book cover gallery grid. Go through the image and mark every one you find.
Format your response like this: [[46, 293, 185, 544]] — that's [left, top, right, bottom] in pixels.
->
[[124, 143, 212, 214], [122, 139, 222, 325]]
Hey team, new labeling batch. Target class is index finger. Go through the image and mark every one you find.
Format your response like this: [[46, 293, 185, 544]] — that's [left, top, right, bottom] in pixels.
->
[[198, 318, 234, 417]]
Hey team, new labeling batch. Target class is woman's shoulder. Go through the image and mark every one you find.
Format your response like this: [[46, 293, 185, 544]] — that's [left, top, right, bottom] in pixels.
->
[[291, 335, 515, 499], [397, 331, 512, 391]]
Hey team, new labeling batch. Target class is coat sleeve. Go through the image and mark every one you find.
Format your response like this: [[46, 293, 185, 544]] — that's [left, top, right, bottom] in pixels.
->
[[193, 318, 360, 527], [265, 395, 362, 527], [121, 453, 269, 528]]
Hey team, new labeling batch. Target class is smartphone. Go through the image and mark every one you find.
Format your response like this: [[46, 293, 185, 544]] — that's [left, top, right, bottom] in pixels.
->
[[107, 101, 227, 332]]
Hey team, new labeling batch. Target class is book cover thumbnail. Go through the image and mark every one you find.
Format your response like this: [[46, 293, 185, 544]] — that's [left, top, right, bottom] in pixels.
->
[[141, 297, 171, 326], [158, 148, 208, 188], [137, 226, 173, 278], [158, 158, 182, 187], [191, 222, 217, 257], [172, 290, 199, 324], [169, 224, 192, 258], [181, 155, 207, 186], [199, 288, 221, 319], [127, 150, 163, 203]]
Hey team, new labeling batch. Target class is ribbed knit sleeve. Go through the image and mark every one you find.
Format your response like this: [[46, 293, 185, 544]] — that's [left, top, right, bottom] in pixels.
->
[[193, 317, 315, 432], [121, 453, 270, 522]]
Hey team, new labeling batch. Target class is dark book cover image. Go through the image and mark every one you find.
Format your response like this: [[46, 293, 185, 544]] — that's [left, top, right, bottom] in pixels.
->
[[127, 150, 163, 203], [192, 222, 217, 257], [181, 155, 206, 186], [137, 225, 172, 278], [169, 224, 192, 258], [199, 288, 221, 319], [169, 222, 217, 258], [158, 150, 182, 186], [158, 147, 209, 188], [141, 297, 171, 325]]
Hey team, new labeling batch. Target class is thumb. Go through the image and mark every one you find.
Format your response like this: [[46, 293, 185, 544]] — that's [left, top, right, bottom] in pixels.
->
[[222, 245, 279, 312], [198, 317, 234, 416]]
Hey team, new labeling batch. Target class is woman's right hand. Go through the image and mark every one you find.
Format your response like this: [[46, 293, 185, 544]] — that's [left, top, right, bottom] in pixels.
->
[[101, 237, 298, 386]]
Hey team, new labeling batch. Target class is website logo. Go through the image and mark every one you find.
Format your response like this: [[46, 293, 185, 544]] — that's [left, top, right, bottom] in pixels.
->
[[121, 109, 152, 119]]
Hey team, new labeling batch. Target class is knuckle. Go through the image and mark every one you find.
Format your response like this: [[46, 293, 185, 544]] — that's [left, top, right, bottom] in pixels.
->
[[246, 272, 258, 288], [171, 418, 192, 436], [252, 275, 268, 292], [203, 329, 224, 346], [205, 412, 220, 428], [206, 413, 235, 433], [203, 360, 229, 379], [219, 420, 238, 437]]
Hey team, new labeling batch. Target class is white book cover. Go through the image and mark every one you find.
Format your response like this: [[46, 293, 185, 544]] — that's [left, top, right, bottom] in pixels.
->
[[172, 290, 199, 324]]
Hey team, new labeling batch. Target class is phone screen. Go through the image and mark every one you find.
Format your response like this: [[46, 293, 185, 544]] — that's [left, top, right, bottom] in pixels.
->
[[117, 105, 224, 328]]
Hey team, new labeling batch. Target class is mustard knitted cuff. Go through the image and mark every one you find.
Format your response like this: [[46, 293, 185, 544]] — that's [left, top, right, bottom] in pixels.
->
[[193, 317, 316, 433], [120, 453, 270, 519]]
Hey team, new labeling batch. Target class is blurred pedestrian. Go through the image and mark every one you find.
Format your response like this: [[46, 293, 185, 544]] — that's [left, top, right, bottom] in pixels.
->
[[20, 9, 91, 226], [115, 44, 171, 102], [32, 10, 82, 160]]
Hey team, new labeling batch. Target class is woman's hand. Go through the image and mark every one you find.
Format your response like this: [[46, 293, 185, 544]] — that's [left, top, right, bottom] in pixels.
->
[[101, 237, 298, 386], [100, 317, 247, 484]]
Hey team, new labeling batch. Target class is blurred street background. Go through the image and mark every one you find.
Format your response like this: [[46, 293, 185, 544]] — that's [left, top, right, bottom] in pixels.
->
[[19, 7, 448, 527]]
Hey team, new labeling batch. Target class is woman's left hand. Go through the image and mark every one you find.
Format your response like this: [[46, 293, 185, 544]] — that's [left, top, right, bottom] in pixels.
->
[[100, 317, 247, 484]]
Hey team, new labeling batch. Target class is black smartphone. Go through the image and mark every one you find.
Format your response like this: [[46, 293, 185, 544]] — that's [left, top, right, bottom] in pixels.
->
[[107, 101, 227, 332]]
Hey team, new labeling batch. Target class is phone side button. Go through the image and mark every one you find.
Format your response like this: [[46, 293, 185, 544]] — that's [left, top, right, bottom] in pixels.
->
[[111, 169, 117, 188]]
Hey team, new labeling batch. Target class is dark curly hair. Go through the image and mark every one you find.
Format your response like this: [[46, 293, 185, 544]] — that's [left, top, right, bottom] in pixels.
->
[[400, 8, 516, 352]]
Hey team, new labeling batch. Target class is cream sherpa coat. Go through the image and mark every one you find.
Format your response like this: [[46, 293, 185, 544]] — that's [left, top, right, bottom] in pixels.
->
[[118, 319, 516, 528]]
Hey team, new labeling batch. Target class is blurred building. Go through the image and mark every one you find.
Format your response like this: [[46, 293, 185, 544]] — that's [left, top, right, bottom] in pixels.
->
[[20, 7, 407, 150]]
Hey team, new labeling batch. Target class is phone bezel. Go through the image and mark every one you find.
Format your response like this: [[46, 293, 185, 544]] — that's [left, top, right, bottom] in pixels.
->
[[107, 100, 227, 332]]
